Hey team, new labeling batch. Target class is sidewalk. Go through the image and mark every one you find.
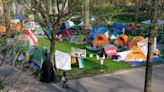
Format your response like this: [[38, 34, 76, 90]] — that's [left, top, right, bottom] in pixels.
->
[[0, 64, 164, 92]]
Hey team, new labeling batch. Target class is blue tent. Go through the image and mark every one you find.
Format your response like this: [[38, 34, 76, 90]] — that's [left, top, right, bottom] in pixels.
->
[[112, 22, 128, 29], [14, 14, 25, 21], [89, 26, 110, 39]]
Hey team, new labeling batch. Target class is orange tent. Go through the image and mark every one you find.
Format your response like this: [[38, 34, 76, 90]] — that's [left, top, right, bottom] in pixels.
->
[[0, 26, 6, 32], [125, 46, 146, 61], [114, 34, 128, 45], [128, 36, 144, 48], [128, 23, 136, 30], [10, 24, 21, 31], [92, 34, 109, 46]]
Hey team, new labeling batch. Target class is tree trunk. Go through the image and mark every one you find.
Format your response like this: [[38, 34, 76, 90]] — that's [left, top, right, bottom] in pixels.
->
[[144, 0, 158, 92], [84, 0, 90, 34], [50, 40, 55, 71], [135, 0, 139, 24]]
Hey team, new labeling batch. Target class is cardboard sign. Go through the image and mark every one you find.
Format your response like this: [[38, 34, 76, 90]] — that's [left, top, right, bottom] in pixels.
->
[[71, 47, 86, 58], [104, 48, 117, 57]]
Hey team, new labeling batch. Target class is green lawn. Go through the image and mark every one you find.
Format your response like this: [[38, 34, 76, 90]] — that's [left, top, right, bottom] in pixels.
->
[[37, 38, 132, 80], [37, 37, 164, 80]]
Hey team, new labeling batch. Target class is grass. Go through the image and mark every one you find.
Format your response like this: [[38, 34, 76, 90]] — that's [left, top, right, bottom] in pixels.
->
[[36, 37, 164, 80], [37, 38, 132, 80]]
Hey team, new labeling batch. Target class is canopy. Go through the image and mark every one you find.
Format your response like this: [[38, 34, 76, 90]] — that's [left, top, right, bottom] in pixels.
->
[[92, 34, 109, 46]]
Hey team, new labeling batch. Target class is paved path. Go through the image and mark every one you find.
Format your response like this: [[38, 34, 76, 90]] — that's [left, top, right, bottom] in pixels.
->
[[0, 64, 164, 92]]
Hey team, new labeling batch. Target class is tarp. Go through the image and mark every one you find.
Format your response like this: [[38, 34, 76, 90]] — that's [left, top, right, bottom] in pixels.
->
[[112, 22, 128, 29], [89, 26, 110, 39], [55, 50, 71, 70], [142, 19, 164, 25], [127, 57, 164, 66], [103, 44, 118, 50], [114, 34, 128, 45], [112, 28, 122, 35], [92, 34, 109, 46]]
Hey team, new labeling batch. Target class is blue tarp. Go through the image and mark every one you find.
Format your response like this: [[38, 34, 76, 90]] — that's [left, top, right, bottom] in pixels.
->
[[14, 14, 25, 21], [112, 22, 128, 29], [127, 57, 164, 66], [112, 28, 122, 36], [89, 26, 110, 39]]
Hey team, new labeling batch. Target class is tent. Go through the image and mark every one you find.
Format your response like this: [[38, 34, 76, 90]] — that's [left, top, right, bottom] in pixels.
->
[[29, 46, 47, 69], [125, 46, 146, 61], [70, 35, 85, 44], [128, 36, 144, 48], [34, 27, 44, 35], [142, 19, 164, 25], [23, 22, 39, 30], [16, 30, 38, 46], [58, 29, 72, 37], [64, 20, 75, 28], [112, 22, 128, 29], [114, 34, 128, 45], [14, 14, 25, 21], [92, 34, 109, 46], [128, 23, 136, 30], [10, 23, 22, 31], [0, 26, 6, 32], [89, 26, 110, 39]]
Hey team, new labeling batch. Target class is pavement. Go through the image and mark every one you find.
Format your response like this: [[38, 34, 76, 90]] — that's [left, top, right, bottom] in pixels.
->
[[0, 64, 164, 92]]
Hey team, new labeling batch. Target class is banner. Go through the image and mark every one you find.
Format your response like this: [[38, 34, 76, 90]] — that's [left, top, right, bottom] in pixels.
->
[[55, 50, 71, 70], [104, 48, 117, 57], [71, 47, 86, 58]]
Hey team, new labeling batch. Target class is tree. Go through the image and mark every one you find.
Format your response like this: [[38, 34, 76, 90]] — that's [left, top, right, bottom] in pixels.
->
[[84, 0, 90, 34], [144, 0, 163, 92], [24, 0, 82, 71]]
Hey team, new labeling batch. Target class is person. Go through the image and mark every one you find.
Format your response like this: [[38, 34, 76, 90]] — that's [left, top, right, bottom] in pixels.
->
[[40, 50, 55, 83], [97, 50, 105, 65], [61, 71, 69, 88]]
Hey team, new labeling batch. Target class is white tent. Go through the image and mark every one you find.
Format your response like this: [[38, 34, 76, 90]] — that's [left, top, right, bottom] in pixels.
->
[[23, 22, 40, 30], [64, 20, 75, 28]]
